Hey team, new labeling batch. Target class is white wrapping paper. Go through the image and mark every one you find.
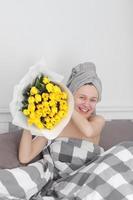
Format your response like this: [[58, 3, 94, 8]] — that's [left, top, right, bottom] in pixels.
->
[[10, 59, 74, 139]]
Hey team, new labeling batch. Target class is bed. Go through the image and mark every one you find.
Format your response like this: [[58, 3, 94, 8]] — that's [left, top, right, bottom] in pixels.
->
[[0, 120, 133, 200]]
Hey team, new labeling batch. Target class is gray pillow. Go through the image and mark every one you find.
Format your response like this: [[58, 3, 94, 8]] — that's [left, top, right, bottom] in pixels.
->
[[0, 129, 43, 169], [100, 120, 133, 150], [0, 130, 23, 169]]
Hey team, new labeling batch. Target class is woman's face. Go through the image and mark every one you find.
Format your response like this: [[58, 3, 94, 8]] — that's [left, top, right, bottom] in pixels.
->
[[74, 84, 98, 119]]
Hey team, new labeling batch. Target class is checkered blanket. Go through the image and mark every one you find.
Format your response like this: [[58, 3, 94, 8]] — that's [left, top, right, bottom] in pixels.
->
[[30, 138, 133, 200], [1, 138, 133, 200]]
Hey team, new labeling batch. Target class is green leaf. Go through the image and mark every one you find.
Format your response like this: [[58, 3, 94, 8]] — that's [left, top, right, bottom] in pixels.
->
[[39, 74, 44, 83], [22, 100, 28, 106], [21, 105, 28, 111], [22, 84, 32, 97], [34, 77, 47, 93]]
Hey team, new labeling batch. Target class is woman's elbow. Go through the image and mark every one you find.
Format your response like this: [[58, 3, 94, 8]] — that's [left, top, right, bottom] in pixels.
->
[[83, 126, 94, 138], [18, 154, 31, 164]]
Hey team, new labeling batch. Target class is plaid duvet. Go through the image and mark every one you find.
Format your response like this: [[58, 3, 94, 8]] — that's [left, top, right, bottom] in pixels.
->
[[1, 138, 133, 200]]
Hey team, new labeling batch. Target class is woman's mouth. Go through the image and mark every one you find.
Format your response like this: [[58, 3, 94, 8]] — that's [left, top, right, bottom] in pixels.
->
[[78, 106, 90, 113]]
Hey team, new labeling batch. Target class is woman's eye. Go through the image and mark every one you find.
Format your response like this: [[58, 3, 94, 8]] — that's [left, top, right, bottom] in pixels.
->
[[91, 99, 97, 102], [80, 96, 84, 99]]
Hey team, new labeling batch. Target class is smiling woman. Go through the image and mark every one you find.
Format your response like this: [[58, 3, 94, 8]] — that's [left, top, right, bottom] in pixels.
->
[[64, 62, 105, 144], [74, 84, 98, 119]]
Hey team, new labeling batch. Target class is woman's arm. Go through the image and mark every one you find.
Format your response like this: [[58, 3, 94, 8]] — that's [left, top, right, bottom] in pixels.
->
[[72, 110, 105, 138], [19, 129, 48, 164]]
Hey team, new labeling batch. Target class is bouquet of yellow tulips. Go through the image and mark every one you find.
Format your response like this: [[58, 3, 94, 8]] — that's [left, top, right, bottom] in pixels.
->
[[10, 59, 74, 139], [22, 75, 68, 130]]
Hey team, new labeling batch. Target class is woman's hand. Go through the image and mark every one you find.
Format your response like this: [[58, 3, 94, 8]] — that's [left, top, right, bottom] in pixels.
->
[[72, 109, 105, 138]]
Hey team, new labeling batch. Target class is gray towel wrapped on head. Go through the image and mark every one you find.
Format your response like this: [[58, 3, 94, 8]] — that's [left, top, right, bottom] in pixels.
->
[[66, 62, 102, 101]]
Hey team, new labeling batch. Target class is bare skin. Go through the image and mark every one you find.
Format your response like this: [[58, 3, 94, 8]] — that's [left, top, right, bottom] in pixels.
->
[[19, 85, 105, 164]]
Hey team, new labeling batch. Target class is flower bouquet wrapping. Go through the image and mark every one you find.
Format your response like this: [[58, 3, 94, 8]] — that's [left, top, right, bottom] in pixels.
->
[[10, 60, 74, 139]]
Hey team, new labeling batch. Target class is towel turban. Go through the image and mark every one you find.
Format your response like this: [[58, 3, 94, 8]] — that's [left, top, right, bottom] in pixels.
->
[[66, 62, 102, 101]]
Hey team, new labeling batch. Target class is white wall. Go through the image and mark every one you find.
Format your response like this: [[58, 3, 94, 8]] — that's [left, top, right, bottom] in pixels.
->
[[0, 0, 133, 131]]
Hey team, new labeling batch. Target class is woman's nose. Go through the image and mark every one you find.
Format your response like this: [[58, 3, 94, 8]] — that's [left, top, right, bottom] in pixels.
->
[[83, 100, 90, 107]]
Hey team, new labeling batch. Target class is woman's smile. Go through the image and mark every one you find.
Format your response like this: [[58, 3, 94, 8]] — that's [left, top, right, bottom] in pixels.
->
[[78, 106, 90, 113]]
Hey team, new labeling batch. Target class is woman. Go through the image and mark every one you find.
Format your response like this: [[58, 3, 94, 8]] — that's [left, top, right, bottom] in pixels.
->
[[19, 62, 105, 164]]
